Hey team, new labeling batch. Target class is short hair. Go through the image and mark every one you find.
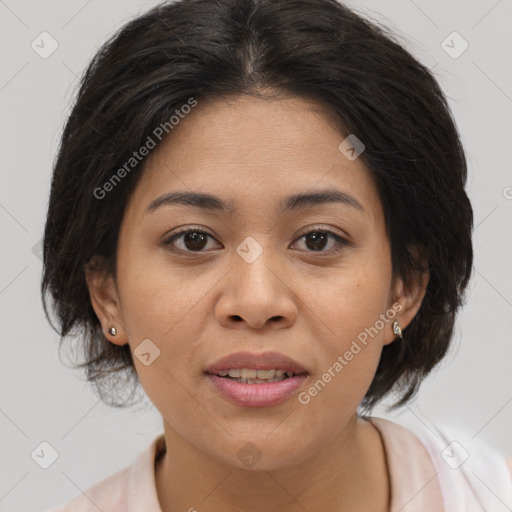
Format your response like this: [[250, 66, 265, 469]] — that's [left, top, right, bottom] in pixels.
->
[[41, 0, 473, 411]]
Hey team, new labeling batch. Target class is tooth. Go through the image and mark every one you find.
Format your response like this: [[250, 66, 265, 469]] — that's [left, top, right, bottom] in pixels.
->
[[236, 378, 256, 384], [228, 369, 241, 378], [256, 369, 276, 379], [285, 371, 295, 378], [235, 375, 288, 384], [218, 370, 228, 377], [240, 369, 258, 379], [275, 370, 285, 378]]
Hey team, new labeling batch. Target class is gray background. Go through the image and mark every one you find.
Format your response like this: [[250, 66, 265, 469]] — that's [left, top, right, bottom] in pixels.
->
[[1, 0, 511, 510]]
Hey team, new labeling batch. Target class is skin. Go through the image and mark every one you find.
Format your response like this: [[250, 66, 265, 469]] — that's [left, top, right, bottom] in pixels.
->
[[85, 92, 428, 512]]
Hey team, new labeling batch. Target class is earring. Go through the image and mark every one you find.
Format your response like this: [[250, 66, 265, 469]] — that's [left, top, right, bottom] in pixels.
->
[[392, 321, 403, 339], [108, 326, 117, 336]]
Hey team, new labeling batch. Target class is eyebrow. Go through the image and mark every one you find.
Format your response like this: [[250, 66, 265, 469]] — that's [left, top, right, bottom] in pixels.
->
[[144, 188, 365, 216]]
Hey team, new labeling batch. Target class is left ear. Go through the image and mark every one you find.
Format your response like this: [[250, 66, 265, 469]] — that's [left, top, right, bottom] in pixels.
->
[[383, 248, 429, 346]]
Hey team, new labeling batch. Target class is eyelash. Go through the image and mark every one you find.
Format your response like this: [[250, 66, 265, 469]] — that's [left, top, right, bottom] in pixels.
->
[[161, 225, 349, 256]]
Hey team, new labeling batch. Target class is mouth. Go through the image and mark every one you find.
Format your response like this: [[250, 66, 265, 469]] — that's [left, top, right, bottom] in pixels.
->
[[204, 351, 309, 407], [207, 368, 307, 384]]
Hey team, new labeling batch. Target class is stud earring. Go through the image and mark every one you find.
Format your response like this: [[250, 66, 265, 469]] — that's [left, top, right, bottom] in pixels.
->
[[392, 321, 403, 339], [108, 326, 117, 336]]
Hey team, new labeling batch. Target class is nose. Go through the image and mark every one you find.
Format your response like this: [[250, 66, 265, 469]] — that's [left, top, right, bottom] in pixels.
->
[[214, 245, 298, 331]]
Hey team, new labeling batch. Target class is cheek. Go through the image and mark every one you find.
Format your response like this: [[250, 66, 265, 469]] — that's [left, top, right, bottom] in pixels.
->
[[115, 248, 216, 413], [119, 260, 210, 428], [297, 279, 389, 428], [308, 258, 392, 346], [301, 259, 392, 401], [116, 244, 208, 339]]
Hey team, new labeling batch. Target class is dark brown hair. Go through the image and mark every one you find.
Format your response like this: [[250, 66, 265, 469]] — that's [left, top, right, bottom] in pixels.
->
[[41, 0, 473, 411]]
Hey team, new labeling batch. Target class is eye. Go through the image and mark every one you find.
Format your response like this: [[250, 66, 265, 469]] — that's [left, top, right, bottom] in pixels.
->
[[162, 227, 220, 253], [161, 226, 349, 256], [291, 227, 349, 256]]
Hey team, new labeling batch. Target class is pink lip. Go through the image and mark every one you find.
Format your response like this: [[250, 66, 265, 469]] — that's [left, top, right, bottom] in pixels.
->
[[204, 350, 308, 374], [205, 374, 308, 407], [204, 351, 309, 408]]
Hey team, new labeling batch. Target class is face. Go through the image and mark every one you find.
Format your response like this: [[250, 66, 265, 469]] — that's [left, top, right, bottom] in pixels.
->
[[86, 93, 426, 471]]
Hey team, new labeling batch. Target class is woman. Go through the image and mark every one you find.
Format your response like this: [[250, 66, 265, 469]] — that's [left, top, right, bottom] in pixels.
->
[[41, 0, 512, 510]]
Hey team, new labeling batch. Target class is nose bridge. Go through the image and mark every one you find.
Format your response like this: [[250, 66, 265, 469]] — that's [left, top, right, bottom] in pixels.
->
[[228, 233, 296, 318], [232, 234, 280, 295]]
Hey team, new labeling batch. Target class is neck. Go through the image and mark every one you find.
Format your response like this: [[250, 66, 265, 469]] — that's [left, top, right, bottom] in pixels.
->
[[155, 414, 390, 512]]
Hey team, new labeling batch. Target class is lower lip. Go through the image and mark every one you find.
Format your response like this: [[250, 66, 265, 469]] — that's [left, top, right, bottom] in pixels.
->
[[205, 374, 308, 407]]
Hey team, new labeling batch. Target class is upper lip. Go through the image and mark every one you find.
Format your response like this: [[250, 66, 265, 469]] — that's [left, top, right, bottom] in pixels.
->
[[205, 351, 308, 375]]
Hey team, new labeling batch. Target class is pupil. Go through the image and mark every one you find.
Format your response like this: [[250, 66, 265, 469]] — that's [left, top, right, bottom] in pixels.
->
[[185, 231, 207, 251], [306, 232, 327, 251]]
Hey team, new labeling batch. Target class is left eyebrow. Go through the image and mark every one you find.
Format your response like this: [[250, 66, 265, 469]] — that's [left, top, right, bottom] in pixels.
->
[[144, 188, 365, 216]]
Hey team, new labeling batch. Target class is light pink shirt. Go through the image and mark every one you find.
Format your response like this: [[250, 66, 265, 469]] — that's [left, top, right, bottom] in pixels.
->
[[47, 416, 512, 512]]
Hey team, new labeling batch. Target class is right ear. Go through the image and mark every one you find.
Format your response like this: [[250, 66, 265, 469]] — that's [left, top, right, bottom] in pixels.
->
[[84, 255, 129, 346]]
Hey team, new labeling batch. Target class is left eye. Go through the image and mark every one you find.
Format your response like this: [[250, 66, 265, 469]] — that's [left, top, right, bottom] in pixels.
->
[[162, 227, 348, 256], [292, 229, 348, 255]]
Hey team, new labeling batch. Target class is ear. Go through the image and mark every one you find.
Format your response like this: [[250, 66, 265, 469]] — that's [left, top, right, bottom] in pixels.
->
[[383, 249, 429, 346], [84, 255, 129, 346]]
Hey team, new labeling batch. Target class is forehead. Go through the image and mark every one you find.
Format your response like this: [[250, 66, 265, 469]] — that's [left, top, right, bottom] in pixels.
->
[[127, 94, 383, 226]]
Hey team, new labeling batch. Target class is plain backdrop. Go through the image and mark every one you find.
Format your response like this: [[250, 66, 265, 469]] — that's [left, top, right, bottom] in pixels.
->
[[1, 0, 511, 510]]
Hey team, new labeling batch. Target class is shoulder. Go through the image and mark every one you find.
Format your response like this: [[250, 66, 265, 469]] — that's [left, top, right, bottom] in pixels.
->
[[45, 433, 165, 512], [368, 416, 444, 511], [369, 415, 512, 511], [46, 464, 132, 512]]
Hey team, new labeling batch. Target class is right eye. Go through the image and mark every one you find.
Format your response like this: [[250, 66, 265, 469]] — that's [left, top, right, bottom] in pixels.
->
[[162, 227, 222, 254]]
